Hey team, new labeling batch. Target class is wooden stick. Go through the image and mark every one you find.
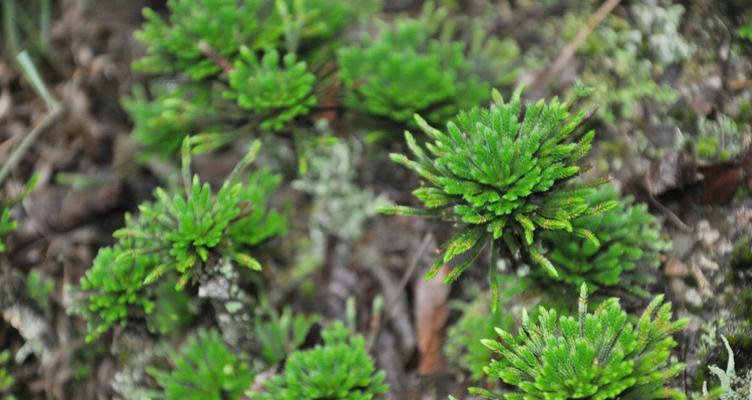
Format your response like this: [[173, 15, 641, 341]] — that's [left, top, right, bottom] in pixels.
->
[[530, 0, 622, 90]]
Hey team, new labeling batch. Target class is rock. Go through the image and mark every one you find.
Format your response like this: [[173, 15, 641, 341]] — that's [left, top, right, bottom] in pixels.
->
[[695, 254, 720, 271], [684, 288, 703, 309], [664, 256, 690, 278], [670, 278, 687, 300], [716, 239, 734, 256], [670, 233, 695, 258], [696, 220, 721, 249]]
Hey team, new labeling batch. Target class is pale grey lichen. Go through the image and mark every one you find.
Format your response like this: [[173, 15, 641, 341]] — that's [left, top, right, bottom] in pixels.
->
[[703, 335, 752, 400], [630, 0, 694, 65], [198, 257, 256, 357], [293, 135, 388, 245]]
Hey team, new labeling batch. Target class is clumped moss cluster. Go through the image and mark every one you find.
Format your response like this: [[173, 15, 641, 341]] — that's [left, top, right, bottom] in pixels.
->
[[80, 140, 286, 340], [148, 329, 254, 400], [382, 87, 613, 289], [225, 48, 316, 131], [0, 208, 15, 254], [256, 322, 389, 400], [537, 184, 668, 294], [125, 0, 368, 156], [474, 285, 688, 400], [337, 5, 489, 125], [0, 351, 13, 400]]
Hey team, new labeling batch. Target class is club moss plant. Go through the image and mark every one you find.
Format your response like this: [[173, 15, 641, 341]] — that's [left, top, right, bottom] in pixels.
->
[[381, 87, 615, 299], [80, 139, 286, 341], [474, 284, 688, 400]]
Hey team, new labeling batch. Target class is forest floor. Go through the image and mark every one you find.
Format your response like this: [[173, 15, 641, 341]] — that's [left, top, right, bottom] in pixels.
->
[[1, 0, 751, 399]]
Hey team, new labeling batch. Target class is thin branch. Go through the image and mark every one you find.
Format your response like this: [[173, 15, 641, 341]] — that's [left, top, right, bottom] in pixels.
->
[[198, 40, 233, 73], [647, 195, 693, 233], [384, 233, 434, 321], [366, 233, 433, 352], [529, 0, 622, 90]]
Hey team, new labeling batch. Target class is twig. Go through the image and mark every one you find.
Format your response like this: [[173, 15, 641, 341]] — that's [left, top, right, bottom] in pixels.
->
[[647, 195, 693, 233], [529, 0, 622, 90], [0, 51, 63, 186], [366, 233, 433, 352], [197, 40, 233, 73], [384, 233, 433, 321], [689, 262, 713, 299]]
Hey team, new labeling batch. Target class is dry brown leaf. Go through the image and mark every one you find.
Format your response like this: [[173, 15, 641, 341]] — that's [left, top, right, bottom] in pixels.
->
[[413, 264, 450, 375]]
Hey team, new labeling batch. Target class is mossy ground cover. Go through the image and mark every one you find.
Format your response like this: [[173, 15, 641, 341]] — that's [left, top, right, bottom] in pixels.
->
[[1, 1, 751, 399]]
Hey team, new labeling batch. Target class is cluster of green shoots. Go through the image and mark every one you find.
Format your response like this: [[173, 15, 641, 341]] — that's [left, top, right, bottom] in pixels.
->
[[382, 88, 609, 292], [124, 0, 357, 156], [537, 183, 668, 295], [384, 85, 675, 299], [337, 4, 489, 125], [256, 322, 389, 399], [146, 321, 387, 400], [80, 139, 286, 340], [0, 176, 36, 254], [0, 208, 15, 255], [0, 351, 14, 400], [124, 0, 493, 159], [473, 284, 687, 399], [385, 86, 688, 397]]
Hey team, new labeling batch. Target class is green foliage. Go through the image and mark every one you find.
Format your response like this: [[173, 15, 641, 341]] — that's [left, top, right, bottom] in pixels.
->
[[444, 291, 514, 381], [254, 305, 317, 365], [451, 3, 521, 88], [121, 84, 217, 157], [0, 175, 37, 254], [140, 175, 261, 277], [25, 270, 54, 316], [133, 0, 282, 79], [80, 141, 287, 340], [149, 329, 254, 400], [0, 207, 15, 254], [146, 278, 198, 336], [337, 4, 489, 125], [273, 0, 362, 53], [81, 246, 156, 341], [468, 35, 520, 88], [226, 167, 288, 247], [382, 87, 612, 288], [225, 48, 316, 131], [694, 115, 749, 161], [474, 284, 688, 400], [256, 321, 389, 399], [128, 0, 366, 155], [0, 350, 13, 400], [537, 184, 668, 294], [702, 336, 752, 400], [133, 0, 363, 78], [740, 23, 752, 41]]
